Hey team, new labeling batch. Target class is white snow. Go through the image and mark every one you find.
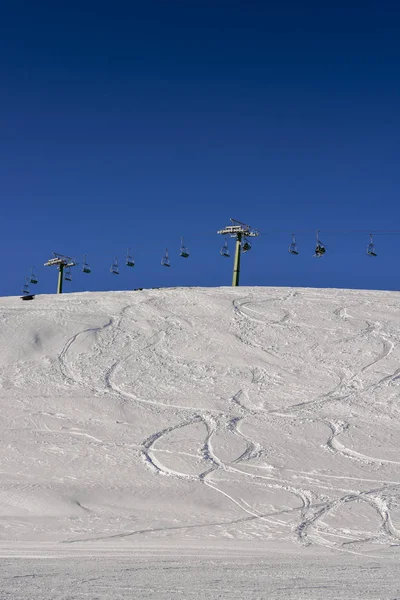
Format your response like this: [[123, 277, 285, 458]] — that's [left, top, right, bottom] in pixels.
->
[[1, 286, 400, 598]]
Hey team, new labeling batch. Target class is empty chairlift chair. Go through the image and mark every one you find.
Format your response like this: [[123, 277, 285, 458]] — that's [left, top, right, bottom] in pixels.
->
[[314, 230, 326, 257], [288, 234, 299, 255], [220, 237, 230, 257], [180, 238, 189, 258], [110, 257, 119, 274], [367, 234, 377, 257], [22, 278, 30, 295], [126, 247, 135, 267], [64, 267, 72, 282], [21, 279, 35, 299], [29, 267, 38, 284], [82, 255, 91, 273], [161, 249, 171, 267]]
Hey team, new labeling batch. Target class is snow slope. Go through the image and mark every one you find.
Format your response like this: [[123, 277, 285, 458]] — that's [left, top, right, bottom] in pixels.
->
[[1, 286, 400, 596]]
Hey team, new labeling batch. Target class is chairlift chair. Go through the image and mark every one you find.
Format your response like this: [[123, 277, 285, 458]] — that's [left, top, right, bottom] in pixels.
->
[[367, 234, 377, 257], [110, 257, 119, 274], [180, 238, 189, 258], [161, 249, 171, 267], [314, 230, 326, 257], [22, 278, 30, 295], [64, 267, 72, 282], [288, 234, 299, 255], [242, 238, 251, 252], [220, 237, 230, 257], [126, 247, 135, 267], [82, 255, 91, 273], [29, 267, 38, 284]]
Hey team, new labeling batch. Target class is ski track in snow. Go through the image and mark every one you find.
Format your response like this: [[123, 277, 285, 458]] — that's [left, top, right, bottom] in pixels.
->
[[58, 317, 114, 389], [2, 287, 400, 561]]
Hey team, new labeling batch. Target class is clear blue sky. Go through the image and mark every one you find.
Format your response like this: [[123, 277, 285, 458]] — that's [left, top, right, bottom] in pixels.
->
[[2, 1, 400, 296]]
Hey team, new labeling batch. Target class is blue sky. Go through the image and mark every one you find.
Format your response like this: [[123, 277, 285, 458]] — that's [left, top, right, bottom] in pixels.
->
[[2, 1, 400, 296]]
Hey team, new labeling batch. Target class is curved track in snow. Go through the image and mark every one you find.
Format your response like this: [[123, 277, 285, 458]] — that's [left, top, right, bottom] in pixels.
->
[[2, 287, 400, 557]]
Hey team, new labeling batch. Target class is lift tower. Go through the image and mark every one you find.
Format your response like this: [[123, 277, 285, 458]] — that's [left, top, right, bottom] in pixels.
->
[[217, 219, 259, 286], [44, 253, 77, 294]]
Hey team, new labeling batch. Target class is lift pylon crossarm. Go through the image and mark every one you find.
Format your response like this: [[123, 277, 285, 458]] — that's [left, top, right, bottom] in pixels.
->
[[217, 218, 259, 238], [44, 257, 63, 267], [44, 253, 76, 268]]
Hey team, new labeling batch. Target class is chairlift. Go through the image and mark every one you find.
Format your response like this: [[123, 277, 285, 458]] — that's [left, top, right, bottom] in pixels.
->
[[314, 230, 326, 258], [288, 234, 299, 255], [220, 237, 230, 258], [180, 237, 189, 258], [22, 278, 30, 295], [161, 249, 171, 267], [367, 233, 377, 257], [82, 255, 91, 274], [64, 267, 72, 282], [110, 257, 119, 274], [126, 247, 135, 267], [242, 238, 251, 252], [29, 267, 38, 284]]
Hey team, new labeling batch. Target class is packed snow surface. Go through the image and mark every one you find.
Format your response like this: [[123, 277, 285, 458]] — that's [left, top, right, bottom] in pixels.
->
[[1, 286, 400, 598]]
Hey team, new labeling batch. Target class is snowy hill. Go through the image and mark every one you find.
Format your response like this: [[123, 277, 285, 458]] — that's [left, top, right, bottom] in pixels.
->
[[1, 285, 400, 560]]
